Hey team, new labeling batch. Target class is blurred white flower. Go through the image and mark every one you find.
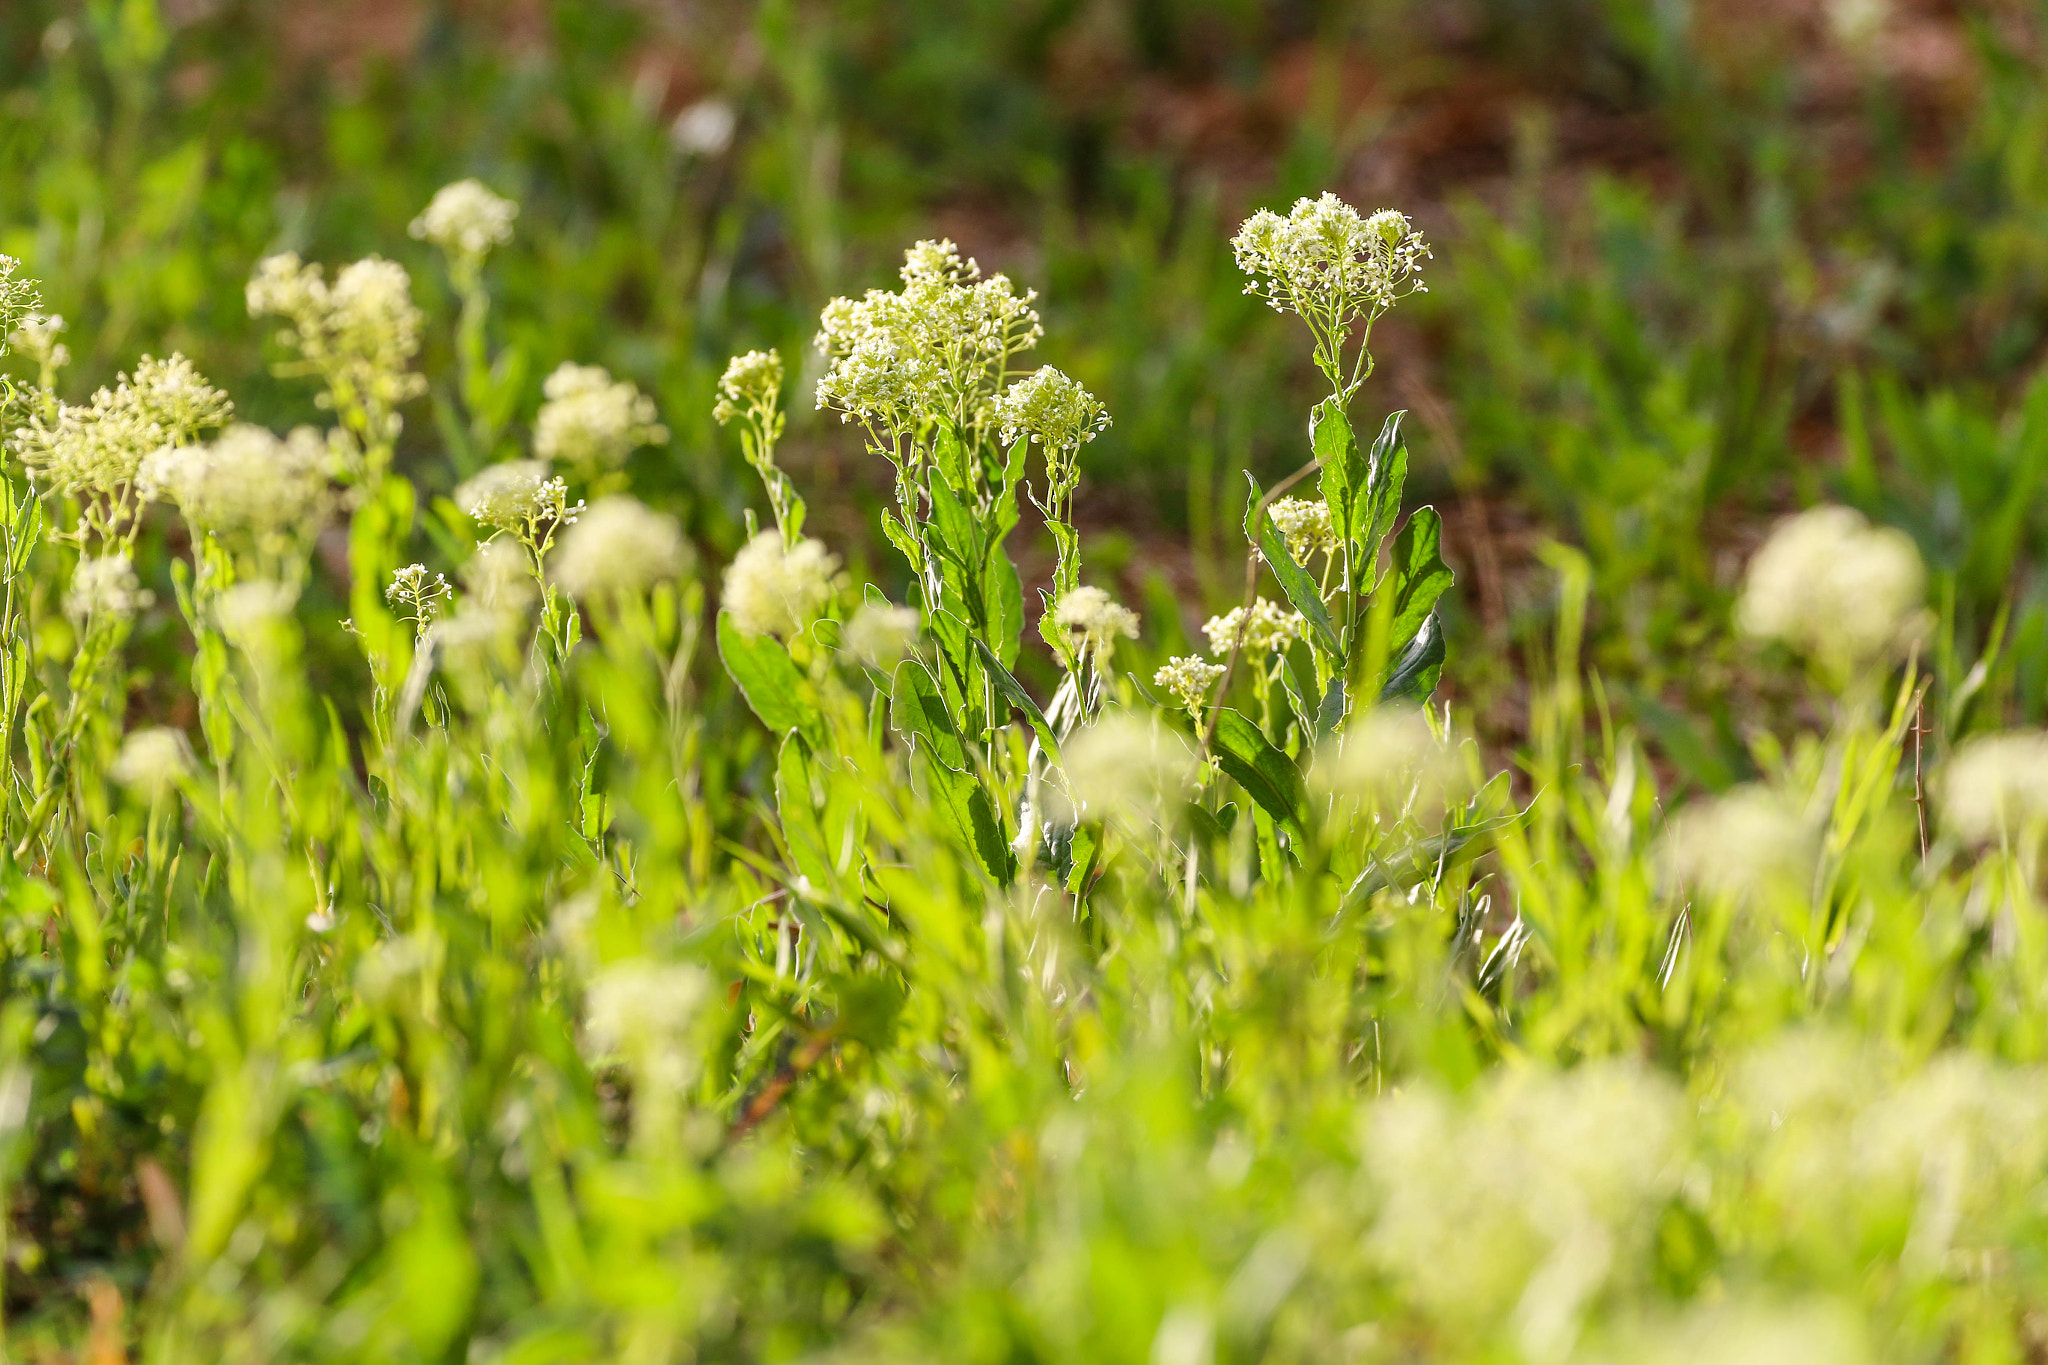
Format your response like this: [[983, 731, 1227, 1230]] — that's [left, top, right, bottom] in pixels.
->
[[109, 726, 192, 801], [1735, 506, 1926, 679], [841, 600, 919, 669], [1938, 730, 2048, 843], [12, 354, 231, 499], [533, 362, 666, 476], [1053, 585, 1139, 667], [1656, 785, 1816, 899], [721, 530, 842, 640], [140, 424, 332, 543], [213, 580, 299, 646], [247, 253, 427, 426], [549, 496, 688, 600], [1310, 704, 1452, 807], [408, 179, 518, 260], [1583, 1298, 1870, 1365], [461, 537, 539, 612], [670, 98, 737, 156], [1047, 712, 1196, 826], [8, 312, 68, 374], [584, 958, 711, 1101], [64, 554, 150, 625]]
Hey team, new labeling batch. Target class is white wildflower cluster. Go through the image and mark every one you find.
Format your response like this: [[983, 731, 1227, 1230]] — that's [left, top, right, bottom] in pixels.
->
[[1938, 730, 2048, 844], [385, 563, 452, 633], [139, 424, 332, 544], [408, 179, 518, 260], [213, 580, 299, 648], [1656, 785, 1817, 900], [246, 253, 428, 431], [1735, 506, 1927, 678], [1053, 585, 1140, 666], [9, 312, 68, 376], [1232, 195, 1429, 329], [1267, 496, 1336, 561], [64, 554, 151, 626], [712, 349, 784, 427], [12, 354, 232, 500], [1049, 712, 1198, 826], [550, 496, 689, 601], [671, 98, 737, 156], [992, 365, 1109, 452], [1202, 597, 1302, 657], [533, 362, 666, 477], [1362, 1063, 1681, 1347], [109, 726, 192, 802], [1728, 1032, 2048, 1272], [841, 599, 919, 670], [814, 239, 1043, 439], [722, 530, 843, 640], [1310, 704, 1451, 807], [455, 459, 576, 537], [0, 256, 38, 345], [1153, 655, 1225, 714]]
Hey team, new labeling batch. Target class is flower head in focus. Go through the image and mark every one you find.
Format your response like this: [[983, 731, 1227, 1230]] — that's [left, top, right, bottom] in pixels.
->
[[721, 530, 843, 640], [841, 600, 919, 670], [1053, 585, 1139, 670], [713, 349, 785, 427], [1938, 730, 2048, 844], [533, 362, 666, 477], [1267, 497, 1336, 561], [1735, 506, 1927, 682], [1232, 195, 1429, 335], [455, 459, 575, 538], [1154, 656, 1224, 715], [1202, 598, 1302, 658], [110, 726, 192, 802], [386, 563, 452, 638], [993, 365, 1109, 452], [0, 256, 39, 344], [550, 496, 689, 601], [64, 554, 151, 626], [408, 179, 518, 261]]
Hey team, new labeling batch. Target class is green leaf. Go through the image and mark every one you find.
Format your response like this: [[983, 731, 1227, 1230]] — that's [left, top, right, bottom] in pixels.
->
[[718, 612, 819, 740], [1360, 412, 1409, 559], [1385, 506, 1454, 657], [1313, 399, 1367, 543], [1211, 707, 1306, 833], [776, 734, 837, 892], [984, 551, 1024, 667], [889, 658, 969, 772], [971, 638, 1062, 767], [1378, 611, 1446, 704], [1244, 472, 1340, 659], [924, 757, 1016, 884]]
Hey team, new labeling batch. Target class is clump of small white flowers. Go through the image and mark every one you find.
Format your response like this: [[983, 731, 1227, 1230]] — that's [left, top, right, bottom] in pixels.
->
[[1233, 195, 1429, 332], [1267, 496, 1337, 561], [670, 98, 737, 156], [139, 424, 332, 544], [1735, 505, 1928, 680], [109, 726, 192, 802], [455, 459, 575, 537], [461, 537, 539, 612], [0, 255, 38, 342], [246, 253, 427, 436], [1048, 711, 1198, 826], [533, 362, 666, 478], [1655, 784, 1817, 899], [9, 312, 68, 377], [1202, 598, 1302, 657], [386, 563, 452, 639], [408, 179, 518, 260], [64, 554, 151, 625], [1154, 655, 1224, 715], [712, 349, 784, 427], [1053, 585, 1140, 668], [1362, 1062, 1680, 1349], [1310, 704, 1452, 808], [993, 365, 1110, 452], [12, 354, 232, 502], [1938, 730, 2048, 843], [815, 238, 1042, 441], [722, 530, 843, 640], [549, 496, 689, 601], [841, 600, 920, 670]]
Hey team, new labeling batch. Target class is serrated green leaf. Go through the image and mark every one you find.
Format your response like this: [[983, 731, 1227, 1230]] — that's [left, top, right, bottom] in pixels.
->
[[1386, 506, 1454, 657], [889, 658, 969, 771]]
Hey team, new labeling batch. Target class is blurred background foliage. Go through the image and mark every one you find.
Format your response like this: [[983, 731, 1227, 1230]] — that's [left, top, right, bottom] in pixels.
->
[[5, 0, 2048, 771]]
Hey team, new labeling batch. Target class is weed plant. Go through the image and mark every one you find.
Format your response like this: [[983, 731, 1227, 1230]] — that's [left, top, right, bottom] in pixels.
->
[[0, 175, 2046, 1365]]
